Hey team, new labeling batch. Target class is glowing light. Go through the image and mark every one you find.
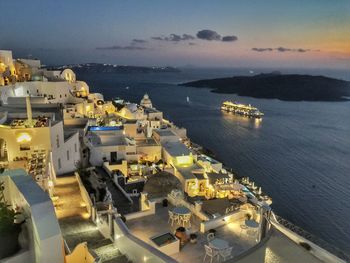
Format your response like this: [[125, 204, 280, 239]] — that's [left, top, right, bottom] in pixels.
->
[[16, 133, 31, 143], [48, 180, 54, 188], [175, 155, 193, 166], [81, 212, 90, 219]]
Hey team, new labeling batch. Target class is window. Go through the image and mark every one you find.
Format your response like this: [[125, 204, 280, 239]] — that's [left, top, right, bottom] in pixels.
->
[[74, 143, 77, 153], [56, 135, 60, 148], [60, 94, 62, 98], [58, 158, 61, 169], [67, 150, 70, 161]]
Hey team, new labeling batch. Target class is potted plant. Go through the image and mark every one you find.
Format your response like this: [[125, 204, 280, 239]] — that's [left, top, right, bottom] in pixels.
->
[[175, 227, 187, 246], [0, 181, 21, 259], [162, 198, 168, 207], [190, 233, 197, 244]]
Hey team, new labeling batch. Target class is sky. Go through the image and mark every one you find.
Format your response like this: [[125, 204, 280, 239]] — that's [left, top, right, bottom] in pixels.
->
[[0, 0, 349, 69]]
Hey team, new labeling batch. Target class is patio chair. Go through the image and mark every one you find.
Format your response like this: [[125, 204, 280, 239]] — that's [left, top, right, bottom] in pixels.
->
[[168, 210, 178, 226], [219, 246, 233, 261], [182, 214, 191, 227], [203, 244, 219, 263], [207, 232, 215, 242]]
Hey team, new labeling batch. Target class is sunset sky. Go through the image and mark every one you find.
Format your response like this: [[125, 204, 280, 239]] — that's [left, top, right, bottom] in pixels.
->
[[0, 0, 349, 68]]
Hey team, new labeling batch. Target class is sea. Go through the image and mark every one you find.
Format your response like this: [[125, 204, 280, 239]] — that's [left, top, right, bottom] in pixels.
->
[[76, 67, 350, 253]]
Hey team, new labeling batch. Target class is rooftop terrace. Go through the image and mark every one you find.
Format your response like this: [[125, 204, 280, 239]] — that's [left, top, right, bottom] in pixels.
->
[[126, 203, 257, 262]]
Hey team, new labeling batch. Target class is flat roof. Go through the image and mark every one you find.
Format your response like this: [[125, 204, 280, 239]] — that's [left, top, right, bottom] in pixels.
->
[[198, 154, 220, 164], [136, 138, 158, 146], [236, 228, 323, 263], [87, 132, 126, 146], [175, 163, 203, 180], [163, 141, 190, 156], [144, 108, 161, 114], [154, 129, 177, 137]]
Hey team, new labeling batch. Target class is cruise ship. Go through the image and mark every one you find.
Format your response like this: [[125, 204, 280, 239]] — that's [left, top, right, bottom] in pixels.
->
[[221, 101, 264, 118]]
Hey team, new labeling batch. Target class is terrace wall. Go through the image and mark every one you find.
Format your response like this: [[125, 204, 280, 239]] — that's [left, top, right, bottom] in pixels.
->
[[270, 213, 346, 263], [113, 217, 177, 263], [200, 210, 246, 233], [75, 172, 93, 218]]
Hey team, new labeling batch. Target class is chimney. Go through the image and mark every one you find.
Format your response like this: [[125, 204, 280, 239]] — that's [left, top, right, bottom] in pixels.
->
[[26, 96, 32, 121]]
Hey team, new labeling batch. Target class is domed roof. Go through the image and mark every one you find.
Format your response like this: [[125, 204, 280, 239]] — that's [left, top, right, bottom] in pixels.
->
[[143, 171, 182, 199], [143, 93, 149, 99]]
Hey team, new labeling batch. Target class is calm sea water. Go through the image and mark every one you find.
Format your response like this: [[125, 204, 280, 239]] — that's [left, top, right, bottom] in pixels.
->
[[77, 68, 350, 252]]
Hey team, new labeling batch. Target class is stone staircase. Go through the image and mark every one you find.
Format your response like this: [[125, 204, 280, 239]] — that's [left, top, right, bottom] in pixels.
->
[[54, 175, 131, 262]]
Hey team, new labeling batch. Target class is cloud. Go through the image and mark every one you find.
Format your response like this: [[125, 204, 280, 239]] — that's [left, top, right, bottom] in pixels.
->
[[188, 42, 197, 46], [96, 45, 147, 50], [252, 48, 274, 52], [132, 39, 147, 44], [222, 35, 238, 42], [151, 34, 195, 42], [151, 36, 163, 40], [276, 47, 291, 52], [252, 47, 315, 53], [196, 30, 221, 41]]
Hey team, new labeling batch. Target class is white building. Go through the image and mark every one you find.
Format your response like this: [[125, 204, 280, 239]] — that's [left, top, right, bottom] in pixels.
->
[[0, 109, 81, 180], [0, 169, 64, 263], [140, 93, 153, 108], [85, 125, 138, 166]]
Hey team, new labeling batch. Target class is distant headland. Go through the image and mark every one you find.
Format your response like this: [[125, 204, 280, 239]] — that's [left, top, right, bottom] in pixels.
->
[[180, 72, 350, 101], [47, 63, 181, 74]]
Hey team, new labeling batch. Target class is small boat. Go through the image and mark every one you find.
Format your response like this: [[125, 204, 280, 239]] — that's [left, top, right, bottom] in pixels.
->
[[186, 96, 190, 103], [125, 86, 129, 90]]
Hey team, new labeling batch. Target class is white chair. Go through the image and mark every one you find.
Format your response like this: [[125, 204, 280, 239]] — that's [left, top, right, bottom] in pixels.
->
[[181, 214, 191, 227], [207, 232, 215, 242], [168, 210, 178, 226], [219, 247, 233, 261], [203, 244, 219, 263]]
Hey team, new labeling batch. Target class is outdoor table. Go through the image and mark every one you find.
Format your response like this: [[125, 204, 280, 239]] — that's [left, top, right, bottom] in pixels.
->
[[172, 206, 191, 216], [245, 220, 259, 228], [209, 238, 229, 250]]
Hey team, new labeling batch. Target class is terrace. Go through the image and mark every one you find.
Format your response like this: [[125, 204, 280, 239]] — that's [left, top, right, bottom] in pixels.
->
[[5, 116, 50, 128], [126, 202, 259, 262]]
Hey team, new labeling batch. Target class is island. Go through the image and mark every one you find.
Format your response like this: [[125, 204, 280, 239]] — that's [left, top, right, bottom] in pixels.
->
[[180, 72, 350, 101], [47, 63, 181, 74]]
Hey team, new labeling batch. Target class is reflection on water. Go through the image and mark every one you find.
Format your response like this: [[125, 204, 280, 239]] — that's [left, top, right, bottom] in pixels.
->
[[221, 111, 262, 129]]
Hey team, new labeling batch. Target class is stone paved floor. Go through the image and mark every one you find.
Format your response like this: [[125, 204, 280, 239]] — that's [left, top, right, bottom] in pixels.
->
[[53, 175, 88, 219], [59, 216, 130, 262], [127, 205, 257, 263]]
